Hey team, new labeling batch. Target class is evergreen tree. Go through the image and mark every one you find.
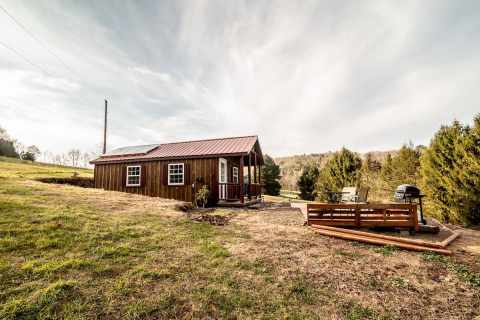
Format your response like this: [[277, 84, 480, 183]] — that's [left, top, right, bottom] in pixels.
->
[[458, 115, 480, 223], [316, 147, 362, 201], [297, 164, 319, 200], [421, 117, 480, 224], [380, 143, 421, 191], [261, 155, 282, 196]]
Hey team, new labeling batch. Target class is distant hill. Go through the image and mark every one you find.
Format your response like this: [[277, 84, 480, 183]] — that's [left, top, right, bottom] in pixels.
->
[[274, 150, 397, 191]]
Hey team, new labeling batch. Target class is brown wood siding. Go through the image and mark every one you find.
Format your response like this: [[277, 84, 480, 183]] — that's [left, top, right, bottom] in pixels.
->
[[93, 158, 219, 202]]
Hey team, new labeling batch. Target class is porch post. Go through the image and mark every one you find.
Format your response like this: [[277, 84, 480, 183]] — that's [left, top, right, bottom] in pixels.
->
[[254, 152, 257, 184], [239, 155, 244, 203], [248, 153, 251, 200], [259, 164, 262, 197]]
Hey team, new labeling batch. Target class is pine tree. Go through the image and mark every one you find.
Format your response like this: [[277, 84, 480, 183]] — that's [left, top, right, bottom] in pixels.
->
[[458, 115, 480, 223], [261, 155, 282, 196], [297, 164, 319, 200], [420, 120, 468, 223], [316, 148, 362, 201], [380, 143, 421, 192]]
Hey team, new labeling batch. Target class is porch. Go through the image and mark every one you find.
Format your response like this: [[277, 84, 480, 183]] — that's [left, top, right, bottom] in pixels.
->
[[216, 148, 263, 206]]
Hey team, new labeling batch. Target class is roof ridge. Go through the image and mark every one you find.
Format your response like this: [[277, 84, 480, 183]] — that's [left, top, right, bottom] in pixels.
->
[[153, 135, 258, 146]]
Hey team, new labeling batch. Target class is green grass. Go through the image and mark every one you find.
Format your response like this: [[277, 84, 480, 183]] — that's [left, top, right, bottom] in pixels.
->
[[373, 245, 398, 256], [422, 252, 480, 288], [0, 158, 332, 319]]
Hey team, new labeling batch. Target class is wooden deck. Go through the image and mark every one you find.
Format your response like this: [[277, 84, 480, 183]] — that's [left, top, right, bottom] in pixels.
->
[[306, 203, 419, 231]]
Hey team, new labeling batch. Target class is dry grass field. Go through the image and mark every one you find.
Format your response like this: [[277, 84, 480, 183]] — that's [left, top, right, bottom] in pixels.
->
[[0, 157, 479, 319]]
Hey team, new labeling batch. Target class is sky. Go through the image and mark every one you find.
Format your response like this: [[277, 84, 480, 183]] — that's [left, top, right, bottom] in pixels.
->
[[1, 0, 479, 157]]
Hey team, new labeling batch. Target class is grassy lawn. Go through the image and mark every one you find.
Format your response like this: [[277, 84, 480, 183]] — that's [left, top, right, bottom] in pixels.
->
[[0, 157, 479, 319]]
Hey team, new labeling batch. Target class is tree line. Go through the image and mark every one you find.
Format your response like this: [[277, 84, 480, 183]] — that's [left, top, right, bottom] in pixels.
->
[[262, 114, 480, 225], [0, 126, 96, 168]]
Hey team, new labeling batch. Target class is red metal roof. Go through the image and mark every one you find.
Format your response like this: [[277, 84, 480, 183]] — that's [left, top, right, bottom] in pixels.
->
[[91, 135, 260, 164]]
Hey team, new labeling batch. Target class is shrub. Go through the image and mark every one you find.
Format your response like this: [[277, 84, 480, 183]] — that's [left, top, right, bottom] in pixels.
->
[[195, 185, 210, 208]]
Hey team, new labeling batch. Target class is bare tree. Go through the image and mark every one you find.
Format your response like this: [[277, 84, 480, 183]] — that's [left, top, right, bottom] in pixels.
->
[[68, 149, 81, 167]]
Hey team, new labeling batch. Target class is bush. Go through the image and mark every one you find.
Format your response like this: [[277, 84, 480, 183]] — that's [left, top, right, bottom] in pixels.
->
[[261, 155, 281, 196], [195, 185, 210, 208], [20, 145, 40, 162], [316, 148, 362, 201]]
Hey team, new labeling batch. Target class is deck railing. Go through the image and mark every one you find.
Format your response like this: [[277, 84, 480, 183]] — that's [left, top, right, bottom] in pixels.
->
[[307, 203, 419, 231], [219, 183, 241, 200], [218, 183, 262, 200]]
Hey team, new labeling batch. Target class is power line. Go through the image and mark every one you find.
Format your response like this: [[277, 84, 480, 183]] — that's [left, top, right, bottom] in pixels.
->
[[0, 3, 79, 76], [0, 40, 54, 76]]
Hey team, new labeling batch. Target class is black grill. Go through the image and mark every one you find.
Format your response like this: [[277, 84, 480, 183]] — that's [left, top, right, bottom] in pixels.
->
[[394, 184, 421, 201], [394, 184, 426, 224]]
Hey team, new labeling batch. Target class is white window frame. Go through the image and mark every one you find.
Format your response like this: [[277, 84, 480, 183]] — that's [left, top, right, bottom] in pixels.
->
[[232, 167, 239, 183], [168, 163, 184, 186], [126, 165, 141, 187]]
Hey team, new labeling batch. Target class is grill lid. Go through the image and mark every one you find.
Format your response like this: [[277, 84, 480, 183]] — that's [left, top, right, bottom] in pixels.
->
[[394, 184, 421, 200]]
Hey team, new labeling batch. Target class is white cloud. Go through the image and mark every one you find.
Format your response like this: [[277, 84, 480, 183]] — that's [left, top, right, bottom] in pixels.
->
[[0, 0, 479, 157]]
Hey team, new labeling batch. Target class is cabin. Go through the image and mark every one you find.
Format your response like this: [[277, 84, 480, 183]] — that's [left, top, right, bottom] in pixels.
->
[[90, 136, 264, 206]]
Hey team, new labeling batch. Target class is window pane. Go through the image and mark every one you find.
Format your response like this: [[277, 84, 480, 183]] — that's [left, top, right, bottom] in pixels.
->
[[168, 164, 184, 184], [128, 176, 139, 185]]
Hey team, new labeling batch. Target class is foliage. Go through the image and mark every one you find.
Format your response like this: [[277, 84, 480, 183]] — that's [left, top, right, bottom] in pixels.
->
[[195, 185, 210, 208], [297, 164, 319, 200], [316, 148, 362, 201], [421, 116, 480, 224], [275, 154, 326, 191], [380, 143, 422, 191], [0, 139, 19, 158], [261, 155, 281, 196], [20, 145, 41, 161], [0, 127, 19, 159]]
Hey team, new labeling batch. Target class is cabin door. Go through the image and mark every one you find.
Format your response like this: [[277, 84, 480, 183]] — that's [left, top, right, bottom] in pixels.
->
[[219, 158, 227, 200]]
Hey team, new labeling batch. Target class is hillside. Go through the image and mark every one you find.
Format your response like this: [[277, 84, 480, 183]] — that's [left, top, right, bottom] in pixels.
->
[[275, 150, 397, 191], [0, 158, 479, 319]]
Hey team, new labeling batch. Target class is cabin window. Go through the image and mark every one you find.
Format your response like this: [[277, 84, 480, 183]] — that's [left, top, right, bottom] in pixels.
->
[[168, 163, 184, 185], [232, 167, 239, 183], [126, 165, 141, 186]]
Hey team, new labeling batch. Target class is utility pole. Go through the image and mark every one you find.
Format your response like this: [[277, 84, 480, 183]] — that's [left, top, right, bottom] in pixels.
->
[[103, 99, 107, 154]]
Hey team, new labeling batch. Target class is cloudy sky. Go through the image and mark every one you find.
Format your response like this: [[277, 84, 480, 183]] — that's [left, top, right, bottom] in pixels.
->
[[1, 0, 479, 157]]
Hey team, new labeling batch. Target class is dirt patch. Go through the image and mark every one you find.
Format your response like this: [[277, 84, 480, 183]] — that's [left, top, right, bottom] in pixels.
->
[[224, 209, 480, 320], [191, 214, 231, 226]]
